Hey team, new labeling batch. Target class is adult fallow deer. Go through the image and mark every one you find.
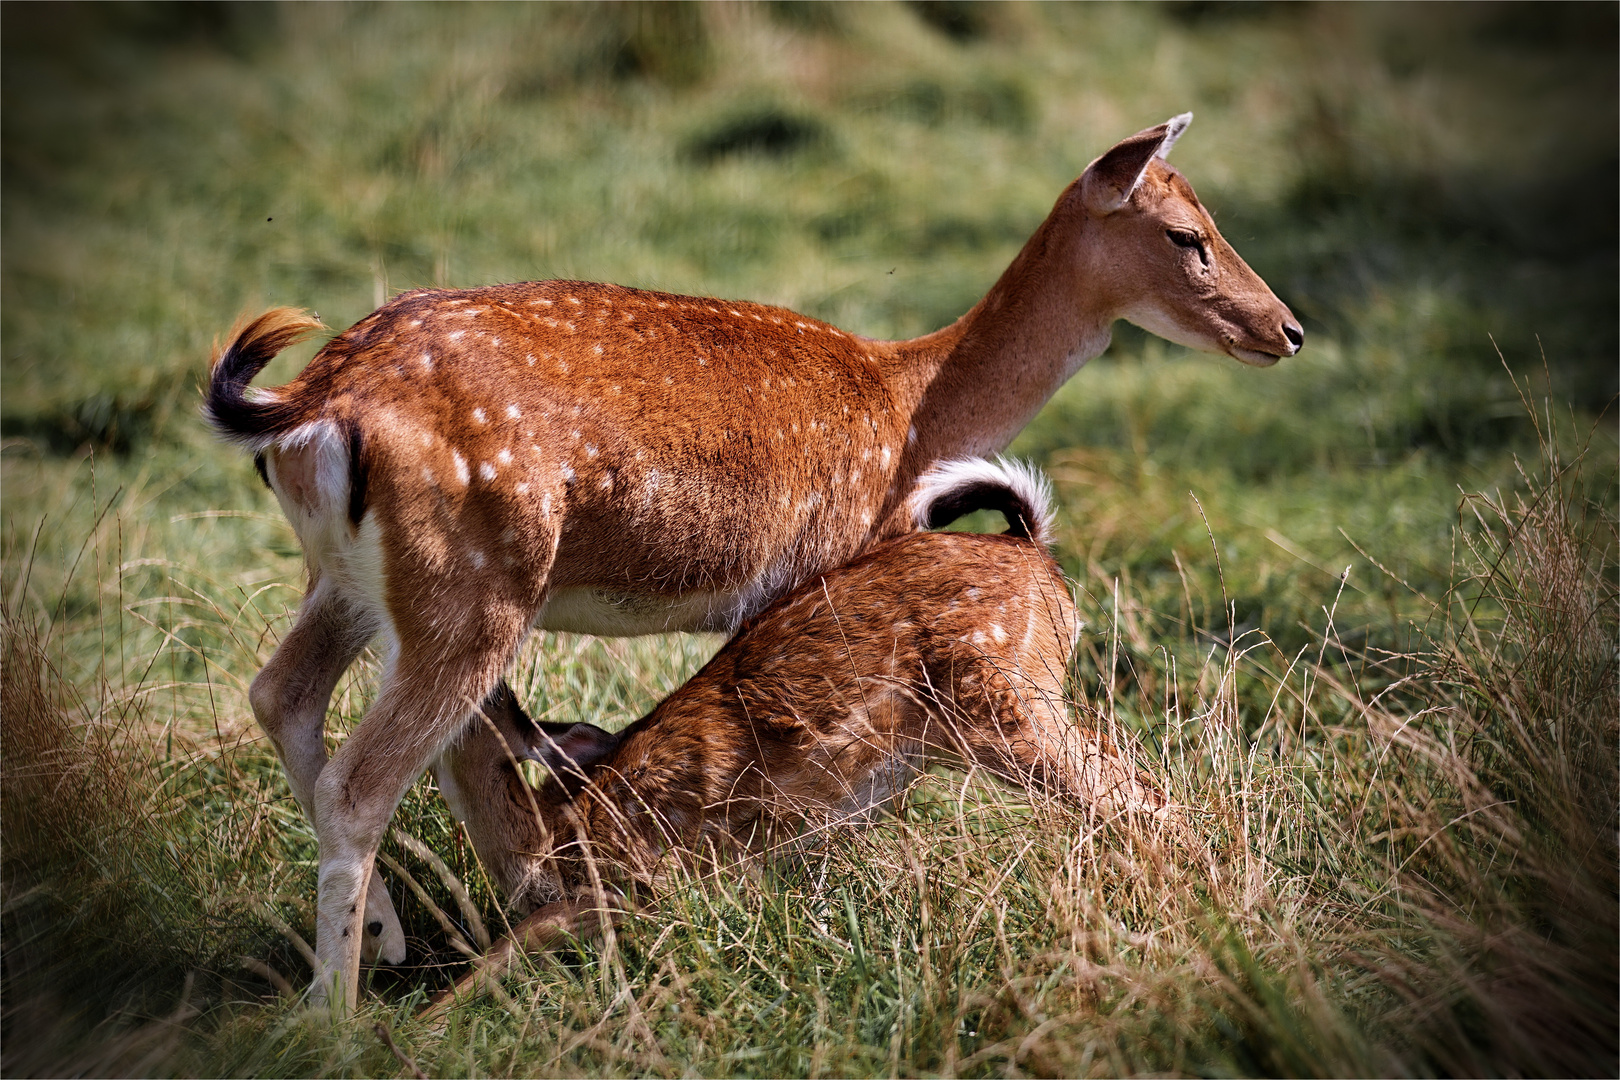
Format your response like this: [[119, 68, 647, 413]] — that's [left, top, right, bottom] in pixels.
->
[[206, 113, 1297, 1011], [424, 459, 1167, 1015]]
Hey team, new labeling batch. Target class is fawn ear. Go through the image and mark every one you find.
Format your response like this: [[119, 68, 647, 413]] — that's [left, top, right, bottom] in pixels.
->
[[534, 723, 620, 787]]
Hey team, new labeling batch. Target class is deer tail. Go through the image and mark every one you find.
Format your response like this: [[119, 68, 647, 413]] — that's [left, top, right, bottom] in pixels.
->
[[203, 307, 326, 450], [911, 457, 1056, 545]]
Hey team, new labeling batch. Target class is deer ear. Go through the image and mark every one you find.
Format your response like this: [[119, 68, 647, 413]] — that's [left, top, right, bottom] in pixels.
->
[[1155, 112, 1192, 160], [1080, 113, 1193, 215], [535, 723, 620, 781]]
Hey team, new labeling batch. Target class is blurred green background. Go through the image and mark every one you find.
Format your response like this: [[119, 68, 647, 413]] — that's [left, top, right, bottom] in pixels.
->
[[3, 0, 1614, 683]]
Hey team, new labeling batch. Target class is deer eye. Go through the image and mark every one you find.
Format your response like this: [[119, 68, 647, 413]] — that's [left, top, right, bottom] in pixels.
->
[[1166, 229, 1208, 265]]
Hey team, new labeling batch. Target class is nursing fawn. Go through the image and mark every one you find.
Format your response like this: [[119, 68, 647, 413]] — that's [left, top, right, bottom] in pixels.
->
[[425, 460, 1168, 1014]]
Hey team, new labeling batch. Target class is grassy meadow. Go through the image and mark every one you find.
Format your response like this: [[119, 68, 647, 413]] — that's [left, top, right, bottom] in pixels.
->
[[3, 3, 1616, 1075]]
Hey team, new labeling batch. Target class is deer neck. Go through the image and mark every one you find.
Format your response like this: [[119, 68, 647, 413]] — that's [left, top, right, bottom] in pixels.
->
[[884, 187, 1114, 465]]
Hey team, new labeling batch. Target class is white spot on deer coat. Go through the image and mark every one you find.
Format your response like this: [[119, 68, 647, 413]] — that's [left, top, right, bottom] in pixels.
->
[[420, 353, 434, 371], [449, 330, 465, 342], [479, 462, 496, 482], [452, 451, 470, 486], [473, 408, 487, 424], [506, 404, 522, 419], [497, 448, 512, 465]]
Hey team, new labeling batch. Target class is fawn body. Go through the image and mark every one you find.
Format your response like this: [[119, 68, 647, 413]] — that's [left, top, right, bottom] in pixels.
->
[[208, 115, 1292, 1008], [439, 460, 1162, 918]]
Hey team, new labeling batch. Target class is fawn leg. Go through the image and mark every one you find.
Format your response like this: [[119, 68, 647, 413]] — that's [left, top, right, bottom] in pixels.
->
[[419, 897, 625, 1023]]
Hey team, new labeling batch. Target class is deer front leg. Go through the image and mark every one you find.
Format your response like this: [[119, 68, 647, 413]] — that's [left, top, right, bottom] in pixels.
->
[[306, 609, 532, 1014], [249, 579, 407, 966]]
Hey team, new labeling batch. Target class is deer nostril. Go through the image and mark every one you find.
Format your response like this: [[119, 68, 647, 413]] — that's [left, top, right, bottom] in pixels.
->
[[367, 920, 384, 937], [1283, 322, 1304, 349]]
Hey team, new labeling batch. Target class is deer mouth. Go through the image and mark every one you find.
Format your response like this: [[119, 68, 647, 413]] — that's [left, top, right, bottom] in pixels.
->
[[1227, 344, 1284, 367]]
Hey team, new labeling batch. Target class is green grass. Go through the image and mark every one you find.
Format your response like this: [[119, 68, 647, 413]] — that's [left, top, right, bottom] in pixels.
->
[[3, 3, 1616, 1076]]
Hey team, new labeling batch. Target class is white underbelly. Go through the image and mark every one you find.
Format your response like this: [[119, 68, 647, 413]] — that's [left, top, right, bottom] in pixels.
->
[[538, 586, 757, 636]]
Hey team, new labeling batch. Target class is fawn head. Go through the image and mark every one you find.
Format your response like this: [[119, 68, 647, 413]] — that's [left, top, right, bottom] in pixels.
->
[[1077, 114, 1303, 366], [477, 682, 620, 798]]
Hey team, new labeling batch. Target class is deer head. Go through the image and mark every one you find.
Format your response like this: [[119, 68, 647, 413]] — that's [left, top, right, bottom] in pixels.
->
[[1076, 113, 1302, 366]]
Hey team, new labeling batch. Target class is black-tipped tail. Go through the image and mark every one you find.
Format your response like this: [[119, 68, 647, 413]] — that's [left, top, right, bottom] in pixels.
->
[[203, 308, 325, 446], [911, 458, 1056, 544]]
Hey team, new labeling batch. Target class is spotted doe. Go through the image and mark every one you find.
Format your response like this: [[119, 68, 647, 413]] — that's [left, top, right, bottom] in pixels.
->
[[206, 114, 1295, 1009]]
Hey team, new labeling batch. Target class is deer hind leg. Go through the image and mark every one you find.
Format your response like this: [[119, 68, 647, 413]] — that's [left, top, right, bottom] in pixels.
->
[[247, 577, 407, 966], [305, 597, 535, 1013], [945, 658, 1167, 821]]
